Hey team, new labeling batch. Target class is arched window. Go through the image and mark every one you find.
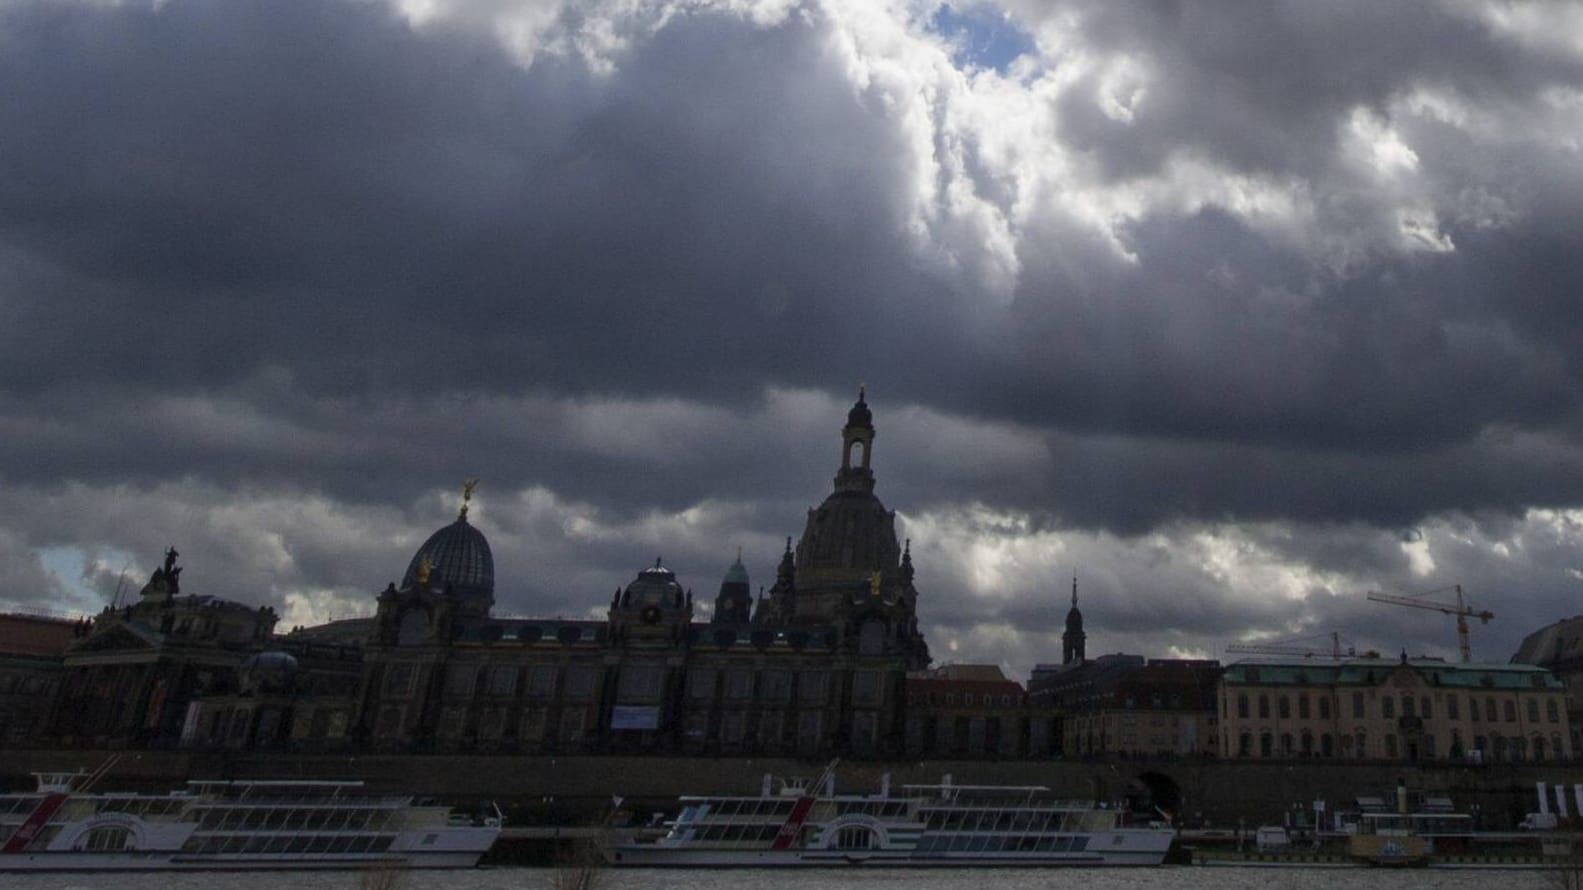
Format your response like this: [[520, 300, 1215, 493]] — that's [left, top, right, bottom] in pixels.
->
[[1260, 732, 1274, 757], [1300, 730, 1314, 756], [1534, 735, 1547, 761], [1237, 694, 1249, 719], [1385, 734, 1398, 759], [1280, 733, 1294, 756], [1382, 696, 1395, 719], [1527, 699, 1540, 723], [1548, 699, 1561, 723], [1421, 696, 1432, 719], [1279, 696, 1291, 719], [1298, 695, 1310, 719], [1402, 696, 1415, 718], [1321, 733, 1334, 757], [1505, 700, 1517, 723], [1447, 694, 1459, 720], [1422, 734, 1435, 759], [1486, 697, 1497, 722], [1355, 731, 1368, 758], [1239, 732, 1253, 757], [1259, 695, 1270, 719], [1319, 697, 1331, 720]]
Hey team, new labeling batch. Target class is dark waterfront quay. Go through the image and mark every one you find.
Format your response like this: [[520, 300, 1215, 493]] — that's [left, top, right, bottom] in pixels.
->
[[0, 867, 1565, 890]]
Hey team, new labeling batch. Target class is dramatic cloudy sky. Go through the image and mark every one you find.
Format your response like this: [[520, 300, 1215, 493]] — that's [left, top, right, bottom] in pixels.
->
[[3, 0, 1583, 679]]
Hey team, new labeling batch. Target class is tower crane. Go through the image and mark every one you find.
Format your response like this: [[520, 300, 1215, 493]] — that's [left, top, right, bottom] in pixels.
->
[[1365, 584, 1493, 663], [1225, 631, 1352, 659]]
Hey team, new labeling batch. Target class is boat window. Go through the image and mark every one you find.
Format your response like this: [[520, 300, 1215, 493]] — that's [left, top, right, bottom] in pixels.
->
[[81, 826, 132, 852]]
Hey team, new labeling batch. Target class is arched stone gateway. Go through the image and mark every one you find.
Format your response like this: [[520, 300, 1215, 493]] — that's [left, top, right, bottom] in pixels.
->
[[1132, 771, 1183, 821]]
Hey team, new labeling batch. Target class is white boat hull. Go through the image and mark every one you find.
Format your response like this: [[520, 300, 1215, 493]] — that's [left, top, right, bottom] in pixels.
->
[[0, 850, 490, 871]]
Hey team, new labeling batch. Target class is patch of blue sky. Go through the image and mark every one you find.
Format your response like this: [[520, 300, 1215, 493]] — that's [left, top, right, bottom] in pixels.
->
[[40, 545, 137, 614], [928, 2, 1038, 75]]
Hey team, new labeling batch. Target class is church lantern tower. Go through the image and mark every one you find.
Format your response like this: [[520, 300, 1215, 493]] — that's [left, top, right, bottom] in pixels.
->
[[1062, 576, 1086, 664], [712, 551, 753, 624]]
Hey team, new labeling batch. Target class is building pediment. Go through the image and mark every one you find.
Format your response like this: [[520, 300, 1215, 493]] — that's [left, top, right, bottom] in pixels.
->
[[70, 622, 162, 653]]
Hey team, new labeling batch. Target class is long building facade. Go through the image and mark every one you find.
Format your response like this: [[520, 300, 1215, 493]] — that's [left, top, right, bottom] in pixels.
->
[[342, 390, 933, 757], [1218, 655, 1572, 763]]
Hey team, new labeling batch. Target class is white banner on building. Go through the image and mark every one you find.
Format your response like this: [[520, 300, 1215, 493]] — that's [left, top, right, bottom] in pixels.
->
[[611, 706, 660, 730]]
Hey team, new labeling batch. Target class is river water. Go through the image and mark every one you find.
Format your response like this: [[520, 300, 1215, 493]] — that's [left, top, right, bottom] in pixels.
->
[[1, 868, 1563, 890]]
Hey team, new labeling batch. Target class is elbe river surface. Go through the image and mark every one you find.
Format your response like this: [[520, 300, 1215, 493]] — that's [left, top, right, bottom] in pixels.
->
[[1, 869, 1562, 890]]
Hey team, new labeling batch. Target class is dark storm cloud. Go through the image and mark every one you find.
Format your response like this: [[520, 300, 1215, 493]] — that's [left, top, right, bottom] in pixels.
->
[[0, 0, 950, 405]]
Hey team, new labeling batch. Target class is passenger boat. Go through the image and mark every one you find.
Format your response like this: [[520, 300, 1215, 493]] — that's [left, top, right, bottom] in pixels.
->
[[1342, 793, 1472, 866], [0, 770, 501, 871], [611, 766, 1175, 867]]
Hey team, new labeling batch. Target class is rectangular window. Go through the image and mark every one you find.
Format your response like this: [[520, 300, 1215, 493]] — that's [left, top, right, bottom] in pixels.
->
[[759, 710, 784, 748], [618, 665, 663, 702], [797, 711, 823, 750], [520, 708, 546, 741], [1352, 692, 1364, 719], [851, 712, 877, 752], [564, 666, 596, 699], [762, 671, 791, 703], [445, 665, 476, 698], [383, 664, 416, 697], [798, 671, 828, 704], [852, 671, 881, 706], [1447, 694, 1459, 720], [687, 669, 716, 700], [722, 712, 746, 744], [561, 708, 586, 742], [725, 669, 753, 700], [527, 665, 557, 697], [488, 665, 517, 696]]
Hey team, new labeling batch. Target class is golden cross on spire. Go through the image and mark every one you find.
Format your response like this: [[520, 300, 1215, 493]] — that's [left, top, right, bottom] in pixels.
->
[[460, 478, 479, 519]]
